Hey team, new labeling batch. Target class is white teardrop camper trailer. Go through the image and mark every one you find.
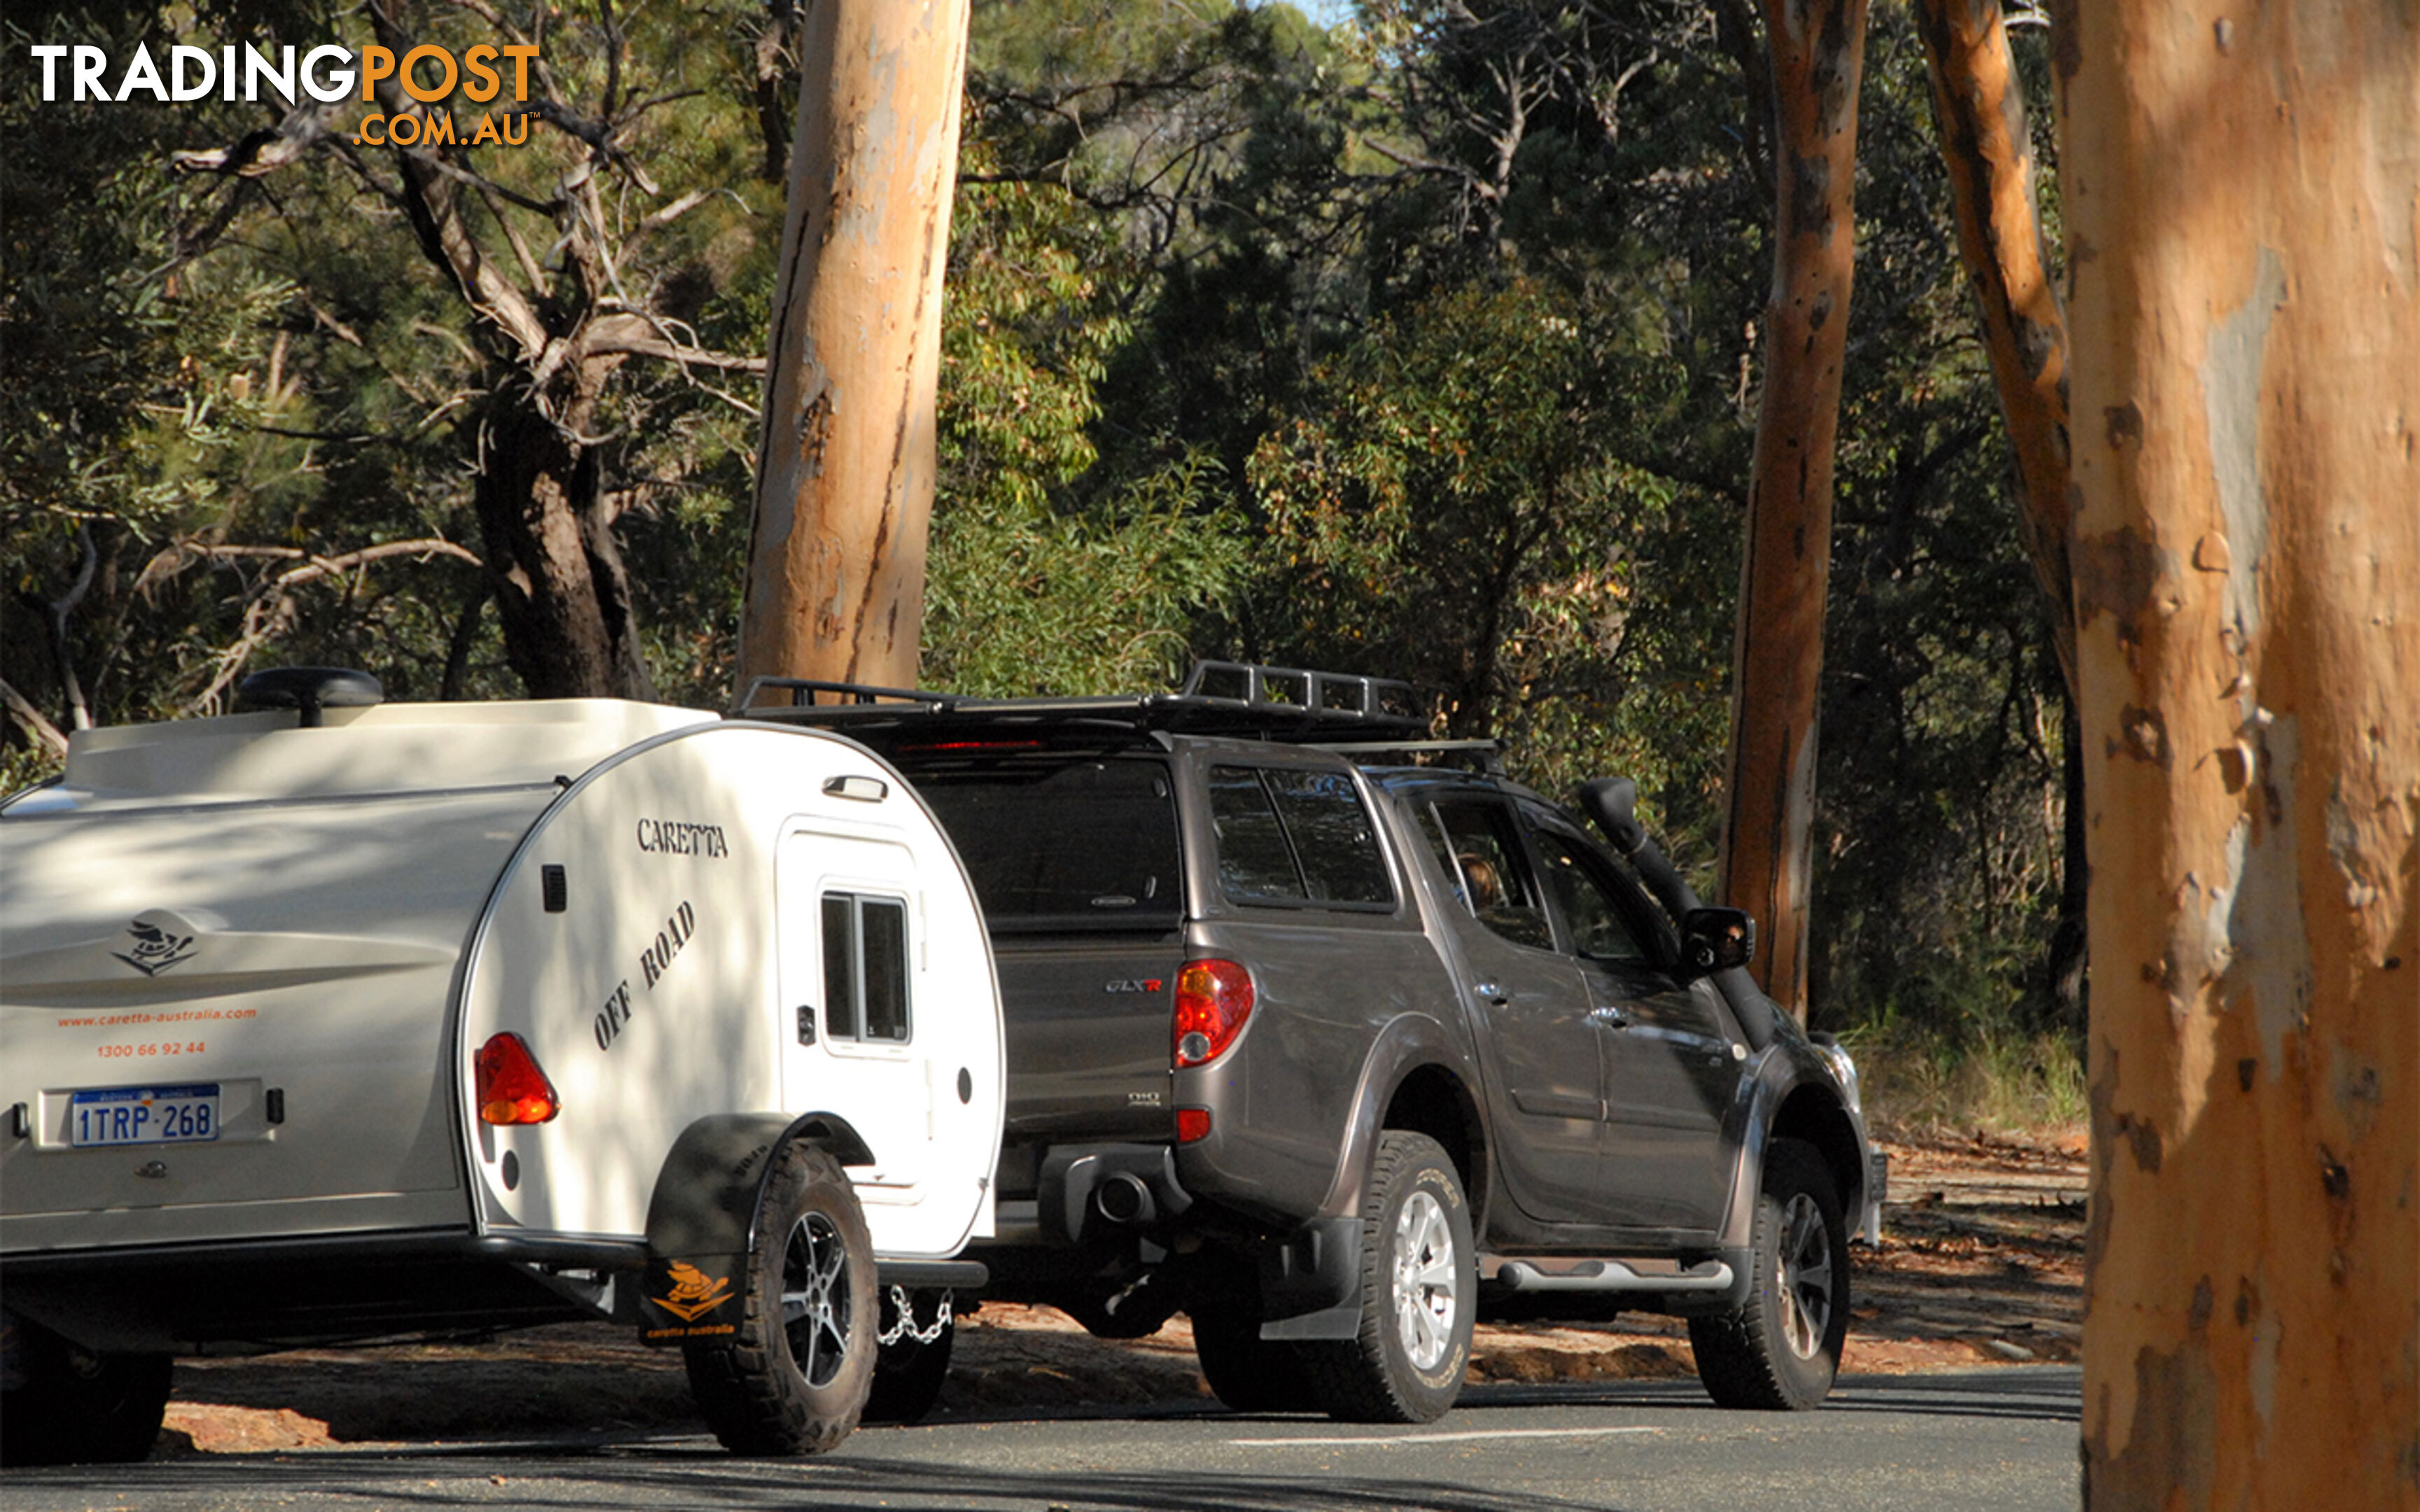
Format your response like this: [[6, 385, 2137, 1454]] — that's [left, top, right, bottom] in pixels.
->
[[0, 669, 1003, 1462]]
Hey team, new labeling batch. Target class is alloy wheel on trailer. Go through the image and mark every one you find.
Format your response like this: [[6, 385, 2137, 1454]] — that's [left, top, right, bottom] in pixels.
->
[[779, 1211, 855, 1389], [684, 1142, 876, 1455]]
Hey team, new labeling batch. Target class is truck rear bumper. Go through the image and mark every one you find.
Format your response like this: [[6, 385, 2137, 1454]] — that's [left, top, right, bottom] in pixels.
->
[[1034, 1142, 1194, 1246]]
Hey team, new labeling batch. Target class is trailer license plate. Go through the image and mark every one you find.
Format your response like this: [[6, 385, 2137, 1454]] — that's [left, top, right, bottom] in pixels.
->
[[68, 1084, 221, 1147]]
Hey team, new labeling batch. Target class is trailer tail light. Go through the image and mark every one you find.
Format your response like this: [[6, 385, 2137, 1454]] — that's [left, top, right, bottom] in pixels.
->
[[475, 1033, 560, 1125], [1176, 1107, 1213, 1143], [1173, 958, 1253, 1068]]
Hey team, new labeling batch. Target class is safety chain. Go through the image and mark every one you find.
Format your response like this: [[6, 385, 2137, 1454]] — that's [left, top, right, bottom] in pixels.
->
[[876, 1286, 954, 1347]]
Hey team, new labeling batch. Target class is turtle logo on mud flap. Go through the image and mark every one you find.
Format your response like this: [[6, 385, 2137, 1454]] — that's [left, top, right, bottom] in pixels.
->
[[112, 914, 197, 977], [651, 1261, 734, 1322]]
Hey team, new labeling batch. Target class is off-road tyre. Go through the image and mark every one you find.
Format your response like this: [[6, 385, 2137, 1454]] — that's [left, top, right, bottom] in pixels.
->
[[863, 1287, 954, 1425], [0, 1310, 172, 1466], [1188, 1255, 1319, 1413], [1690, 1138, 1850, 1410], [683, 1142, 877, 1454], [1300, 1130, 1475, 1424]]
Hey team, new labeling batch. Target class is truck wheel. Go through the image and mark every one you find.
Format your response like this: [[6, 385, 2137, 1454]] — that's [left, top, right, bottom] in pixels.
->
[[683, 1142, 877, 1455], [1300, 1130, 1474, 1424], [863, 1287, 954, 1425], [1689, 1138, 1850, 1410], [0, 1311, 172, 1466]]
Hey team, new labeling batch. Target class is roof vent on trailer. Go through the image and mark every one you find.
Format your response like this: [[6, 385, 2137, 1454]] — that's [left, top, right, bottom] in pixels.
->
[[235, 666, 384, 728]]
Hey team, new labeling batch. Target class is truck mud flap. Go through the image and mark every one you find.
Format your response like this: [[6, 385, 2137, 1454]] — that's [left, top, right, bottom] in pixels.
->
[[1254, 1216, 1363, 1342]]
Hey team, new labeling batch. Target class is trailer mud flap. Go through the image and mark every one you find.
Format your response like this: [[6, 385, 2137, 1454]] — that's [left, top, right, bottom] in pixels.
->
[[637, 1111, 874, 1345]]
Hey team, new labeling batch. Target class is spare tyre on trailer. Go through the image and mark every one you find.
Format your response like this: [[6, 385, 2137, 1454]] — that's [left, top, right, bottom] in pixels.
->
[[0, 670, 1004, 1463]]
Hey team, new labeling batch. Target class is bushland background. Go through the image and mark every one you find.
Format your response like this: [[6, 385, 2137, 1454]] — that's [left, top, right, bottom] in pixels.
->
[[2, 0, 2084, 1128]]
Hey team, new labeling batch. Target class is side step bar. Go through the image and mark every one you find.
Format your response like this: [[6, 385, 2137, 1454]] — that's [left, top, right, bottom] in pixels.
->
[[1482, 1255, 1736, 1295]]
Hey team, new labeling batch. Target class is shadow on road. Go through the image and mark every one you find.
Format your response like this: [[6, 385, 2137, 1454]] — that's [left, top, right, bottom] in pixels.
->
[[2, 1452, 1632, 1512], [1464, 1366, 2080, 1425]]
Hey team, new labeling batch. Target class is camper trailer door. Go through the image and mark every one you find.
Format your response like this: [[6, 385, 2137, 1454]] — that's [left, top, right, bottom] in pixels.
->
[[779, 827, 933, 1202]]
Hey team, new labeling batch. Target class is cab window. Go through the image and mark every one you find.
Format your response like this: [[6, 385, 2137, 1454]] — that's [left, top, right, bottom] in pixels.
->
[[1529, 826, 1653, 964], [1424, 799, 1554, 951]]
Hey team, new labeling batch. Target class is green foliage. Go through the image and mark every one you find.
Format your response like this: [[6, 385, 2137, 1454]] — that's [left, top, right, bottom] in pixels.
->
[[4, 0, 2080, 1084], [922, 111, 1246, 696]]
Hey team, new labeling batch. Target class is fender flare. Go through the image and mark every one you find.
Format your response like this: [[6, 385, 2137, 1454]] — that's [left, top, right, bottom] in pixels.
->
[[635, 1110, 875, 1341], [1316, 1011, 1487, 1225]]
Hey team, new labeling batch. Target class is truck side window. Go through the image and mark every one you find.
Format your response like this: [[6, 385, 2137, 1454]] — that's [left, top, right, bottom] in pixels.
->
[[1424, 799, 1554, 951], [1207, 766, 1302, 902], [1209, 766, 1396, 909], [1265, 769, 1393, 904], [821, 892, 912, 1044]]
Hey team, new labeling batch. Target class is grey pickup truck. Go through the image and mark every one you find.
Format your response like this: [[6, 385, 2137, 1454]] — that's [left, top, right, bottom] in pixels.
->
[[744, 662, 1882, 1424]]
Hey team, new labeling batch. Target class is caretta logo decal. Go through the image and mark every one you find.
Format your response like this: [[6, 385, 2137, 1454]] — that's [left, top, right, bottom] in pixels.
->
[[113, 916, 197, 977], [652, 1261, 734, 1322]]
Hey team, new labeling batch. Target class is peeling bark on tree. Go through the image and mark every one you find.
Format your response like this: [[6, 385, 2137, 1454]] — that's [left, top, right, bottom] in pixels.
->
[[2054, 3, 2420, 1506], [737, 0, 971, 698], [1914, 0, 2077, 696], [1719, 0, 1870, 1023]]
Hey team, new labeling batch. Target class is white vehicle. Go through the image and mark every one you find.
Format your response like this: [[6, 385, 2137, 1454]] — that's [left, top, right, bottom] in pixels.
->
[[0, 668, 1004, 1464]]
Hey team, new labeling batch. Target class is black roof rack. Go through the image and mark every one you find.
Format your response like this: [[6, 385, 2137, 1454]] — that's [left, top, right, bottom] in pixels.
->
[[730, 661, 1428, 747]]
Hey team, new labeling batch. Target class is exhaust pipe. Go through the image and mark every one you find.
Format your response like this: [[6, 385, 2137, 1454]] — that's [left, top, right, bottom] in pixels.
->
[[1095, 1171, 1157, 1226]]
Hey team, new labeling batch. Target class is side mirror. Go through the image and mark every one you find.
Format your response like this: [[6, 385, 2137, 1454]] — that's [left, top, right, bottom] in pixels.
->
[[1680, 907, 1756, 976]]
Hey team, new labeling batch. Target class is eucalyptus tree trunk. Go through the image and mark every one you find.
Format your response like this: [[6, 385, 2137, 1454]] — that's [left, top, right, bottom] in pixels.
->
[[1718, 0, 1869, 1023], [737, 0, 971, 699], [1916, 0, 2086, 1032], [2055, 3, 2420, 1506], [1914, 0, 2075, 694]]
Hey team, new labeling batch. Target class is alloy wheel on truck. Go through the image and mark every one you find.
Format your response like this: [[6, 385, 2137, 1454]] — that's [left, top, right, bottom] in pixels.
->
[[1688, 1138, 1851, 1410], [1301, 1130, 1475, 1423], [0, 1310, 173, 1466], [683, 1142, 877, 1454]]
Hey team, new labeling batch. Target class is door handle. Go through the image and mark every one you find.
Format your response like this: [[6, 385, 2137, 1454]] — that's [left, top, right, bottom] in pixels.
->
[[1588, 1004, 1630, 1029], [1475, 982, 1509, 1004]]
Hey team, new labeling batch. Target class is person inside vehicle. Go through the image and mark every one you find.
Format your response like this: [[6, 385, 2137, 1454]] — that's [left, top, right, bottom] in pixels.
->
[[1457, 853, 1504, 913]]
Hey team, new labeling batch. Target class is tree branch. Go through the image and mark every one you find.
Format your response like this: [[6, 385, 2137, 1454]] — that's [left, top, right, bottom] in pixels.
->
[[1, 676, 71, 760]]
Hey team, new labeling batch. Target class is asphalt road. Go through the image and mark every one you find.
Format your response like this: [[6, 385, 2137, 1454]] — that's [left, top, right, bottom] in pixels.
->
[[0, 1366, 2080, 1512]]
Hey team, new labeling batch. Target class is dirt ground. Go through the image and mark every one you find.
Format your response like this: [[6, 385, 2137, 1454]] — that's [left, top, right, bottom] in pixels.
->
[[155, 1128, 2085, 1454]]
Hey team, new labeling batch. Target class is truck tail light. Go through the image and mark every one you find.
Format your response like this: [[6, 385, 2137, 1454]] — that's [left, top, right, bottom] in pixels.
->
[[1173, 958, 1253, 1068], [475, 1032, 560, 1124]]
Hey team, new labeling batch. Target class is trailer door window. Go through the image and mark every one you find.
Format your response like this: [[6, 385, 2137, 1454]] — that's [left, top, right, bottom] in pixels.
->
[[822, 892, 911, 1043]]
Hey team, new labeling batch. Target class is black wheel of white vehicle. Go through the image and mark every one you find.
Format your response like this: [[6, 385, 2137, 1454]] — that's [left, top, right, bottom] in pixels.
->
[[863, 1287, 955, 1424], [1690, 1138, 1850, 1411], [0, 1310, 172, 1466], [683, 1142, 877, 1455], [1300, 1130, 1474, 1424]]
